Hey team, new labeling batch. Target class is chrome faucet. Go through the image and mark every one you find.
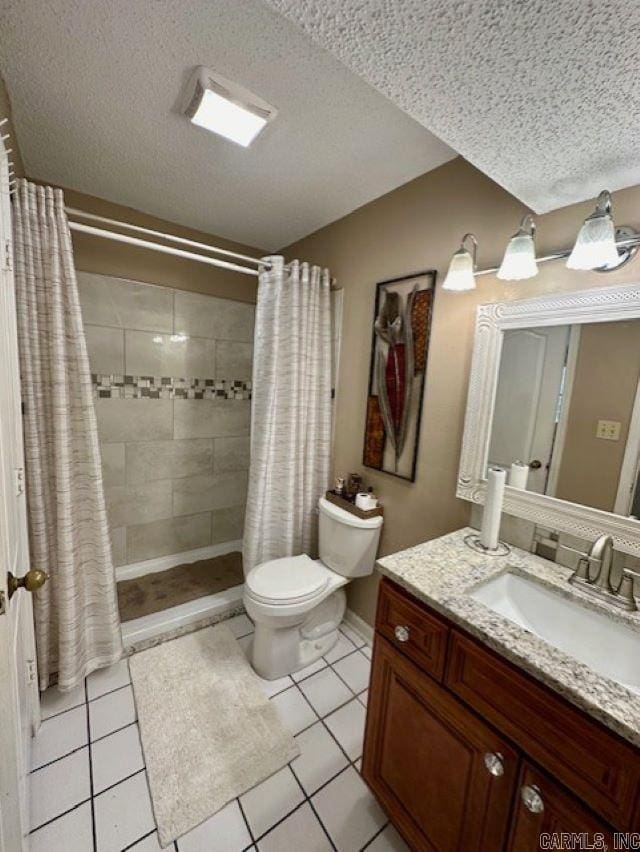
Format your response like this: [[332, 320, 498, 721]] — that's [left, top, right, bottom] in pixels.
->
[[569, 534, 637, 612]]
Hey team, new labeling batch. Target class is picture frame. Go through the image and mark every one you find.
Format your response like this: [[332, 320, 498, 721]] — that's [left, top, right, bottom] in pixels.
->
[[362, 269, 437, 482]]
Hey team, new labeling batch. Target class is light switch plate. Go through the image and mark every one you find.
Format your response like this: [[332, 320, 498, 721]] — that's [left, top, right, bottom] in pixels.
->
[[596, 419, 621, 441]]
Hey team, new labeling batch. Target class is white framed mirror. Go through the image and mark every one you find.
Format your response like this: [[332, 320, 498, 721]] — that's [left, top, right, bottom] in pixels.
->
[[458, 283, 640, 555]]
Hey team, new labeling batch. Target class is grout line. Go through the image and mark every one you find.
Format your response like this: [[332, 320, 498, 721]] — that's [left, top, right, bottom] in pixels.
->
[[29, 795, 93, 836], [120, 827, 157, 851], [87, 680, 132, 704], [93, 767, 147, 800], [91, 719, 138, 746], [30, 742, 89, 774], [237, 796, 256, 846], [39, 699, 87, 723], [360, 822, 390, 850], [85, 679, 98, 852], [288, 769, 338, 851], [251, 797, 309, 844]]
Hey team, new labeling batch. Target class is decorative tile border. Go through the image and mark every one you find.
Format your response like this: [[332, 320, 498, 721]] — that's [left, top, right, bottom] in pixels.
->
[[92, 374, 252, 400]]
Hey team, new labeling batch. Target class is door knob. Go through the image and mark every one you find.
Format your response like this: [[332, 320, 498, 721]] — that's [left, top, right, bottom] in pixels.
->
[[529, 460, 542, 470], [8, 569, 48, 600], [521, 784, 544, 814]]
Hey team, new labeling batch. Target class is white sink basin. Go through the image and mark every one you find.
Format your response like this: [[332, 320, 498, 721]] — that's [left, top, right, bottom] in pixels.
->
[[470, 571, 640, 695]]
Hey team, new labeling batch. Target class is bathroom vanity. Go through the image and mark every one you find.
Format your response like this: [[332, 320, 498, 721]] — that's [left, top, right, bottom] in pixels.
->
[[362, 530, 640, 851]]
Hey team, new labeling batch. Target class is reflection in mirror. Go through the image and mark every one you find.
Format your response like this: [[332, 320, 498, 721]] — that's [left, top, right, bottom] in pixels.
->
[[488, 320, 640, 518]]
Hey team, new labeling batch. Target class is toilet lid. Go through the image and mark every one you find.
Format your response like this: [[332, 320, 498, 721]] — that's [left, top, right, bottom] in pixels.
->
[[246, 554, 329, 605]]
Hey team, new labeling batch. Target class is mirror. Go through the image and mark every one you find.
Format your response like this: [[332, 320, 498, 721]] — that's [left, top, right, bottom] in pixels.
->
[[488, 320, 640, 517], [458, 284, 640, 555]]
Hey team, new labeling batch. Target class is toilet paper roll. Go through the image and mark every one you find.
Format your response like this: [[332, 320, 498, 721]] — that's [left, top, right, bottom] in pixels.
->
[[480, 467, 506, 550], [509, 461, 529, 490], [356, 492, 377, 511]]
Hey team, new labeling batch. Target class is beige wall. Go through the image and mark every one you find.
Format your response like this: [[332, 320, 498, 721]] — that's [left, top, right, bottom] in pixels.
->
[[284, 157, 640, 625], [555, 321, 640, 511], [63, 186, 261, 303]]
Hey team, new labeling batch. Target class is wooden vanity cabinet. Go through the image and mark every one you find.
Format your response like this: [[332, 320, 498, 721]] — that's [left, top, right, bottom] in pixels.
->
[[363, 578, 640, 851]]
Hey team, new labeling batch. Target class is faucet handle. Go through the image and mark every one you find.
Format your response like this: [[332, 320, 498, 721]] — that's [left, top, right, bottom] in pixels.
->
[[617, 571, 638, 612]]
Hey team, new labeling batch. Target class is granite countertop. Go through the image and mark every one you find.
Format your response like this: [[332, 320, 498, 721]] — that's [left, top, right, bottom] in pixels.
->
[[376, 527, 640, 748]]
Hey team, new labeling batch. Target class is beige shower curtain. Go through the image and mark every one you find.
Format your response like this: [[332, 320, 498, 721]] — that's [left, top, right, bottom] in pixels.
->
[[13, 179, 122, 691], [243, 256, 333, 572]]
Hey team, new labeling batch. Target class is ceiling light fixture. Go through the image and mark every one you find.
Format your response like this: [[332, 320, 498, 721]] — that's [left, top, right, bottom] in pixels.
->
[[182, 66, 276, 148], [497, 214, 538, 281], [566, 190, 621, 271], [442, 233, 478, 292]]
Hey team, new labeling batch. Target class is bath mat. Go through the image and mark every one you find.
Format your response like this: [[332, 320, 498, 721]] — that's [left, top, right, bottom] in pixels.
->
[[129, 623, 299, 846]]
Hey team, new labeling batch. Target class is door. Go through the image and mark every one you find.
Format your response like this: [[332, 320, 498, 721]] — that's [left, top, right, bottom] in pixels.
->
[[362, 636, 519, 851], [508, 763, 614, 851], [0, 149, 40, 850], [489, 326, 570, 493]]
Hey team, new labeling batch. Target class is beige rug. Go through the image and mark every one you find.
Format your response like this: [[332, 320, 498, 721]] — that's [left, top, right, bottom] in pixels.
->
[[129, 624, 299, 846]]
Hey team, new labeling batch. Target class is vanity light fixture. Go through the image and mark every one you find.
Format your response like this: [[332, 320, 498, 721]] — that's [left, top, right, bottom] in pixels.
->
[[442, 233, 478, 292], [566, 190, 622, 271], [182, 66, 276, 148], [497, 214, 538, 281]]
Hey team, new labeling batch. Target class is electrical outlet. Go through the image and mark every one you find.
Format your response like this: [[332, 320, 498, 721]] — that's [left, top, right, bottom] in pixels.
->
[[596, 419, 621, 441]]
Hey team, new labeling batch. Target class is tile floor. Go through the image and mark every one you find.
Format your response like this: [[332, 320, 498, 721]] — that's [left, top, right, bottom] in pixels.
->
[[30, 616, 409, 852]]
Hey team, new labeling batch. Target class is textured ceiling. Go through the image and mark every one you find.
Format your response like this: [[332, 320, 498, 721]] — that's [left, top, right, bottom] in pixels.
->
[[266, 0, 640, 213], [0, 0, 454, 249]]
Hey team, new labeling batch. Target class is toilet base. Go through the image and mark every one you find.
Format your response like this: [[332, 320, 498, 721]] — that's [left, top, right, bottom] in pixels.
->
[[250, 589, 346, 680]]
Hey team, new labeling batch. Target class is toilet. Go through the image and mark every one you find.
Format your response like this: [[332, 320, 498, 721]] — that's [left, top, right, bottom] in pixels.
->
[[244, 496, 383, 680]]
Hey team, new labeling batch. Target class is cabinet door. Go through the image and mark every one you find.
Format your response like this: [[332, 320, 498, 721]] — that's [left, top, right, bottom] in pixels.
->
[[508, 763, 615, 851], [362, 635, 519, 852]]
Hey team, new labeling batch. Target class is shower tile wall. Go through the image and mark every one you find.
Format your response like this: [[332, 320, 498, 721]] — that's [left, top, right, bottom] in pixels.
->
[[77, 272, 254, 568]]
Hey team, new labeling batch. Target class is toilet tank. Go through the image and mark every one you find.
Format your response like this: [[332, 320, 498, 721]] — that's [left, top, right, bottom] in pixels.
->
[[318, 497, 383, 578]]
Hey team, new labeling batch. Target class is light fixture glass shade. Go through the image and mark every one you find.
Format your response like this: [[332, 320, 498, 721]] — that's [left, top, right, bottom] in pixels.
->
[[497, 231, 538, 280], [567, 191, 620, 270], [442, 248, 476, 291], [191, 89, 267, 147]]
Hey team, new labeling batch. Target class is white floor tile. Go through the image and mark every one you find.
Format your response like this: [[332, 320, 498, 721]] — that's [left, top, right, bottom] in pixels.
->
[[127, 831, 165, 851], [366, 823, 411, 851], [94, 771, 155, 852], [324, 632, 356, 664], [225, 613, 254, 638], [31, 705, 88, 769], [30, 801, 93, 852], [291, 722, 348, 795], [271, 686, 317, 735], [312, 766, 386, 852], [253, 672, 293, 699], [299, 668, 353, 718], [30, 747, 90, 831], [40, 683, 86, 721], [339, 623, 367, 649], [177, 799, 251, 852], [359, 690, 369, 707], [291, 657, 328, 682], [324, 700, 366, 761], [87, 658, 131, 701], [92, 723, 145, 793], [237, 633, 253, 657], [89, 684, 136, 741], [332, 651, 371, 694], [361, 645, 372, 660], [258, 802, 332, 852], [240, 766, 304, 840], [355, 759, 362, 773]]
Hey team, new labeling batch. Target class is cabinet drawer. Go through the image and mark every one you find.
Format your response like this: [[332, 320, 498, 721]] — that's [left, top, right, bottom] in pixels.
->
[[376, 579, 449, 681], [446, 630, 640, 830]]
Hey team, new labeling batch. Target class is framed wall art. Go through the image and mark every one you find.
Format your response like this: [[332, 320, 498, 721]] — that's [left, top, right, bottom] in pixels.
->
[[363, 269, 437, 481]]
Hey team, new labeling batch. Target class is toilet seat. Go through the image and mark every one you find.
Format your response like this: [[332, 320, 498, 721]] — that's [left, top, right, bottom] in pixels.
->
[[245, 554, 330, 606]]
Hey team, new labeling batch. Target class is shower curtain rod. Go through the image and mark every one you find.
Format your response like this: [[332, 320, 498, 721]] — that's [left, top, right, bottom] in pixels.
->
[[64, 206, 288, 276]]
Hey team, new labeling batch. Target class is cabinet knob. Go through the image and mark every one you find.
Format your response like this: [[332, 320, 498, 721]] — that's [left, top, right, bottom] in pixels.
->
[[521, 784, 544, 814], [483, 752, 505, 778], [394, 625, 410, 643]]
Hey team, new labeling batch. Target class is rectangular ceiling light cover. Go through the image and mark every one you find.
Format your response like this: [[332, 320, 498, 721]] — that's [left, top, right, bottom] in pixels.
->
[[183, 67, 276, 147]]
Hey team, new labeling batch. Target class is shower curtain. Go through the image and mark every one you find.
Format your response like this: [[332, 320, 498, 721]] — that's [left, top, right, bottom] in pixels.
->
[[13, 179, 122, 692], [243, 256, 333, 572]]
